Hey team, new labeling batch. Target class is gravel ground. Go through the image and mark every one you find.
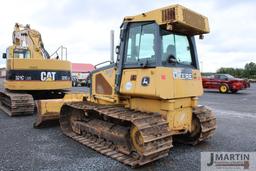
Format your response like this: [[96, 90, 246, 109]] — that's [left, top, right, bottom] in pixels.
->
[[0, 83, 255, 171]]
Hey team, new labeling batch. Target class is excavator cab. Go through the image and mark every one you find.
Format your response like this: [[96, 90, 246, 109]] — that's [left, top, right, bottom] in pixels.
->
[[12, 48, 31, 59]]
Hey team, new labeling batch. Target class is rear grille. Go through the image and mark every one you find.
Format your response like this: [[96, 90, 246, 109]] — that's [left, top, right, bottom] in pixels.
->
[[182, 9, 206, 31], [162, 8, 176, 22]]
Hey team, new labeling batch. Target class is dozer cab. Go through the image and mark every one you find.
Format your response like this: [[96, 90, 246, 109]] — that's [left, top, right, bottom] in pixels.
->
[[0, 23, 85, 117], [38, 4, 217, 167]]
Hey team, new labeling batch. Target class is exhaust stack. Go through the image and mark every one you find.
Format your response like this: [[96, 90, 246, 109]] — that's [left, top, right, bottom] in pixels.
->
[[110, 30, 114, 63]]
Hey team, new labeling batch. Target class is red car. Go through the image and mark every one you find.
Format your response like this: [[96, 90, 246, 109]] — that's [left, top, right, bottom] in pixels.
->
[[202, 74, 250, 93]]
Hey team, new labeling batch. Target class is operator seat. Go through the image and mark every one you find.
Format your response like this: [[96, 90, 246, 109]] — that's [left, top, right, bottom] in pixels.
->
[[165, 44, 177, 63]]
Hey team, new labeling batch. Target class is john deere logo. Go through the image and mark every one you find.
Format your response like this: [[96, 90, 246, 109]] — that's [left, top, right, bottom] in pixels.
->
[[141, 77, 150, 86], [40, 72, 56, 81]]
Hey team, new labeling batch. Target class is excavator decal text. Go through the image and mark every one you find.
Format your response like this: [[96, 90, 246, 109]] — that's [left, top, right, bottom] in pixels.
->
[[40, 72, 56, 81], [6, 70, 71, 81]]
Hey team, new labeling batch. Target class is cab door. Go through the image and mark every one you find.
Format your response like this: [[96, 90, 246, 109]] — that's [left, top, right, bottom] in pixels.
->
[[118, 22, 159, 98]]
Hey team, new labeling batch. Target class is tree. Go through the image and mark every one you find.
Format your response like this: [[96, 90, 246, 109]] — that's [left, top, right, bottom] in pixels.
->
[[216, 62, 256, 79], [244, 62, 256, 78]]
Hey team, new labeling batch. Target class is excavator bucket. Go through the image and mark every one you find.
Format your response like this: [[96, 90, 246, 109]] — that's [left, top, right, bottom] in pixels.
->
[[34, 92, 88, 128]]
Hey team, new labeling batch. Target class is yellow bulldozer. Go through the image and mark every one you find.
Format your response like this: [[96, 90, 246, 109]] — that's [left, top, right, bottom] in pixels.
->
[[0, 23, 85, 118], [37, 4, 216, 167]]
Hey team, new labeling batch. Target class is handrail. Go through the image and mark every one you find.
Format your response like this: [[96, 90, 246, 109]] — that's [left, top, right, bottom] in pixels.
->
[[94, 61, 113, 69], [49, 45, 67, 60]]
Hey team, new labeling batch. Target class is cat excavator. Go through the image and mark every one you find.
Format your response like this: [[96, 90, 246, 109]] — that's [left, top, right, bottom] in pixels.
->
[[0, 23, 85, 117], [37, 4, 216, 167]]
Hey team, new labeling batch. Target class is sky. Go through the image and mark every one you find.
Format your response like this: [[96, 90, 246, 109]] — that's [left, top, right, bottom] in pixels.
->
[[0, 0, 255, 72]]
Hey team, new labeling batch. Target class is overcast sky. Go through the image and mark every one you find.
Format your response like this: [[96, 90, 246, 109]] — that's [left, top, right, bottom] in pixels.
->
[[0, 0, 255, 72]]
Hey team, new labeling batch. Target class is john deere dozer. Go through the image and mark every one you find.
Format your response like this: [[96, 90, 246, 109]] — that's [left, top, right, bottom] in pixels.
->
[[37, 4, 216, 167]]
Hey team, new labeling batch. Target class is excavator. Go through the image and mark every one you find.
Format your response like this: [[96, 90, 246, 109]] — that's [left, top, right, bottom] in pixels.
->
[[0, 23, 85, 118], [37, 4, 216, 167]]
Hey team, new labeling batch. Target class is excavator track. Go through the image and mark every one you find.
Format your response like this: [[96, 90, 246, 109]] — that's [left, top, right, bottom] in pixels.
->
[[174, 105, 216, 145], [0, 91, 35, 116], [60, 101, 173, 167]]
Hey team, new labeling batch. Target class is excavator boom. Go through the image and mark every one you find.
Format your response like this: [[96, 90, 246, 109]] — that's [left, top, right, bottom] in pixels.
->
[[13, 23, 50, 59]]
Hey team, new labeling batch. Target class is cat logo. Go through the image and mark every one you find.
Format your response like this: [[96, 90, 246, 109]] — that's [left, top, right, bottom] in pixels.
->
[[40, 72, 56, 81], [141, 77, 150, 86]]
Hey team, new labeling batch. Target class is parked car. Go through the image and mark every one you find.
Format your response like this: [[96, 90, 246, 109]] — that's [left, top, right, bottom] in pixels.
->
[[202, 74, 250, 93]]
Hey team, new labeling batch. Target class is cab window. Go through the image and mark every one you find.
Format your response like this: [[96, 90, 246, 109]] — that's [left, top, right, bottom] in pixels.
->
[[125, 23, 156, 66], [14, 49, 31, 59], [161, 29, 193, 66]]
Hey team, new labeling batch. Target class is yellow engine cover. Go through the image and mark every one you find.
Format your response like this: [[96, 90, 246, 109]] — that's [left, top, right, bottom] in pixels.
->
[[4, 58, 72, 90], [119, 67, 203, 99]]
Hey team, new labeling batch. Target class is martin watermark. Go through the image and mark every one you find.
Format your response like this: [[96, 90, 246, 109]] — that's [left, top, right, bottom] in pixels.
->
[[201, 152, 256, 171]]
